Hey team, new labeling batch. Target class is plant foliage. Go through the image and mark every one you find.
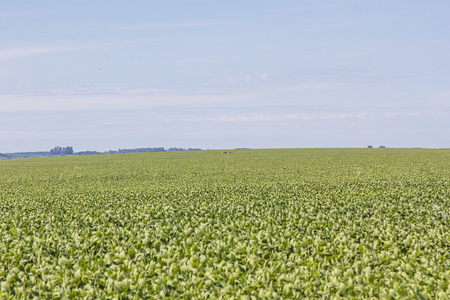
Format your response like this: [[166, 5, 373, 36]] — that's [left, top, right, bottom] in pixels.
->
[[0, 149, 449, 298]]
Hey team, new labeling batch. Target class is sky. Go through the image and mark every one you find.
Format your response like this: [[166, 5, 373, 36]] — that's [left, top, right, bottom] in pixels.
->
[[1, 1, 450, 152]]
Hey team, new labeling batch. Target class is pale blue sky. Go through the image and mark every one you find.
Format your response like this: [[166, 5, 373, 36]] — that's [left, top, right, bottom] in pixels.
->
[[1, 1, 450, 152]]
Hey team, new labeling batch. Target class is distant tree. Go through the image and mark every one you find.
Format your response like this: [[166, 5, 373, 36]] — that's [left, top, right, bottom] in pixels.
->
[[50, 146, 62, 155], [379, 145, 386, 148], [75, 151, 100, 156], [118, 147, 165, 153], [50, 146, 73, 155], [367, 145, 373, 148], [62, 146, 73, 155]]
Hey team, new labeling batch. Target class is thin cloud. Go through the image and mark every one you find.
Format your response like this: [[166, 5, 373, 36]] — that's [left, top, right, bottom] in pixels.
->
[[0, 92, 245, 113], [383, 112, 420, 118], [302, 0, 389, 11], [282, 113, 370, 121], [188, 113, 367, 122], [0, 47, 81, 61], [206, 73, 269, 85], [189, 111, 423, 123], [208, 115, 274, 122], [94, 121, 114, 126], [98, 22, 212, 31], [288, 112, 421, 120], [12, 87, 173, 96], [0, 43, 129, 61]]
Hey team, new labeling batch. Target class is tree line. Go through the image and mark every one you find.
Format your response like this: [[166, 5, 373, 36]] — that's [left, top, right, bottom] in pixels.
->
[[0, 146, 203, 159]]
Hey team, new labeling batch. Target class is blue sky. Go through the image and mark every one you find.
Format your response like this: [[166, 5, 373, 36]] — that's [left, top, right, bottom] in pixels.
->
[[1, 1, 450, 152]]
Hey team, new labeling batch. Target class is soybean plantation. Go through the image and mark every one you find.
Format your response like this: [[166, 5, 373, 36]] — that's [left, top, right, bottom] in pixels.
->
[[0, 148, 449, 299]]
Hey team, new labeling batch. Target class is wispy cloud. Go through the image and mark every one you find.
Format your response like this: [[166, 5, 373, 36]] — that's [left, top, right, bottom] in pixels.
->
[[0, 43, 128, 61], [383, 112, 420, 118], [301, 0, 389, 11], [0, 46, 82, 61], [7, 87, 172, 96], [282, 113, 370, 120], [188, 113, 363, 122], [206, 73, 269, 85], [94, 121, 114, 126], [201, 115, 275, 122], [188, 111, 422, 123], [0, 91, 245, 113], [98, 22, 212, 31], [269, 0, 389, 14]]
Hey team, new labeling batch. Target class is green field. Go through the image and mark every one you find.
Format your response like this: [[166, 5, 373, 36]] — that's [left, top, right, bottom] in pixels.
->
[[0, 149, 449, 299]]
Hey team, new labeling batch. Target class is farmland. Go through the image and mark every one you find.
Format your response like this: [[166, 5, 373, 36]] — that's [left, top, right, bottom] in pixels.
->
[[0, 148, 449, 299]]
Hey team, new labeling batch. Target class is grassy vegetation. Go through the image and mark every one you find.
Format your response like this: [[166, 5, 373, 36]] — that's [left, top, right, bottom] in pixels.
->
[[0, 148, 449, 299]]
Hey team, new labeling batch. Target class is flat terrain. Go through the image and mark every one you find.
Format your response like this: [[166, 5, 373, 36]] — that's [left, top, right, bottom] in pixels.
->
[[0, 149, 449, 298]]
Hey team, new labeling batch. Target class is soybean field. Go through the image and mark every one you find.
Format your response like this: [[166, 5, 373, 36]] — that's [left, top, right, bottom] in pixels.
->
[[0, 148, 449, 299]]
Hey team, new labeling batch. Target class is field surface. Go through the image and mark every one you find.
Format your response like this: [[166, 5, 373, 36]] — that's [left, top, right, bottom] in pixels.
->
[[0, 148, 449, 299]]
